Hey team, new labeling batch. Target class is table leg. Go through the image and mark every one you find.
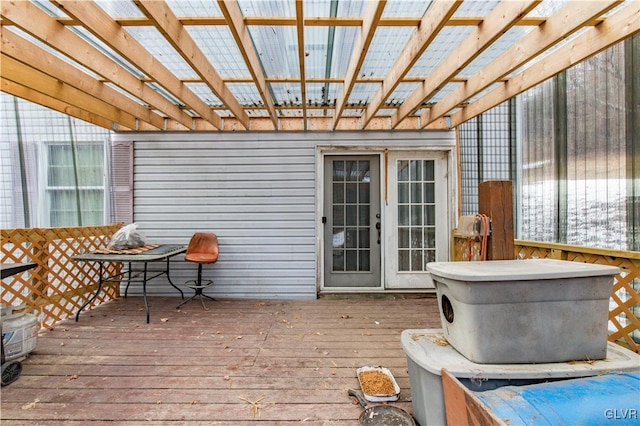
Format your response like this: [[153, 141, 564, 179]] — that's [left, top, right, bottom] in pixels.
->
[[143, 262, 149, 323], [124, 262, 132, 298], [76, 262, 104, 321], [165, 257, 184, 299]]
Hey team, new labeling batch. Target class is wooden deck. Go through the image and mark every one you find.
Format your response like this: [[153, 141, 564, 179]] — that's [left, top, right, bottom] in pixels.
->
[[2, 295, 441, 425]]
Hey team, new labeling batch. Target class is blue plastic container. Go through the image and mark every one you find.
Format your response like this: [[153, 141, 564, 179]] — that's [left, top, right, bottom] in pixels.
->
[[476, 372, 640, 425]]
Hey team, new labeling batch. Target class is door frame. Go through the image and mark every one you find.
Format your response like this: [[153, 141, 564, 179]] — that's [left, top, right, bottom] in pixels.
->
[[316, 146, 457, 293], [317, 148, 385, 292], [321, 153, 383, 290]]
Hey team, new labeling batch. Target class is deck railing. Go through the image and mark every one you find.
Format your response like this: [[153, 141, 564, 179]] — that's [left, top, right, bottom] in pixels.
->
[[1, 224, 122, 329], [453, 232, 640, 353]]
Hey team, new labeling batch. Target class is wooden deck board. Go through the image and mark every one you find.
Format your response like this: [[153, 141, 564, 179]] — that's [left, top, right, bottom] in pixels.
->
[[2, 295, 440, 425]]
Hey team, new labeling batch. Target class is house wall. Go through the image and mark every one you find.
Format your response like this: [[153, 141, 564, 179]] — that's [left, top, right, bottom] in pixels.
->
[[112, 130, 455, 299]]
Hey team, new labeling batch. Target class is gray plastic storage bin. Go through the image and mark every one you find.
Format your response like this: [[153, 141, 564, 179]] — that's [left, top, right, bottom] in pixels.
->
[[401, 329, 640, 426], [427, 259, 619, 363]]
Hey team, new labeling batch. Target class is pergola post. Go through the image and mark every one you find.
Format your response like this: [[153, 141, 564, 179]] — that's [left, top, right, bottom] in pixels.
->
[[478, 180, 514, 260]]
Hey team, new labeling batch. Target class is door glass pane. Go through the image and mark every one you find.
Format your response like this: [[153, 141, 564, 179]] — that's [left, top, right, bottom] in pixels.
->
[[411, 205, 422, 226], [359, 205, 369, 226], [424, 182, 435, 203], [410, 228, 422, 248], [333, 229, 344, 248], [346, 205, 357, 226], [398, 205, 409, 226], [333, 251, 344, 271], [398, 228, 409, 248], [333, 205, 344, 226], [358, 183, 370, 203], [346, 183, 358, 203], [410, 160, 421, 181], [398, 160, 409, 181], [346, 161, 358, 181], [399, 250, 410, 271], [359, 229, 370, 248], [358, 161, 370, 181], [332, 159, 372, 273], [359, 250, 370, 271], [333, 160, 345, 181], [397, 159, 436, 272], [424, 205, 435, 226], [411, 183, 422, 203], [333, 183, 344, 203], [398, 183, 409, 203], [346, 228, 357, 248], [346, 250, 357, 271], [411, 250, 422, 271]]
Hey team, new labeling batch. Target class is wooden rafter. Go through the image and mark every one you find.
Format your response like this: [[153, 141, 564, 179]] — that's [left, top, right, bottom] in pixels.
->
[[1, 79, 114, 130], [295, 0, 307, 125], [1, 1, 192, 130], [1, 55, 136, 129], [1, 27, 164, 130], [448, 0, 640, 128], [333, 0, 386, 127], [421, 0, 623, 128], [392, 0, 542, 128], [52, 0, 221, 130], [360, 0, 462, 128], [133, 0, 249, 129], [96, 16, 602, 28], [218, 0, 278, 127]]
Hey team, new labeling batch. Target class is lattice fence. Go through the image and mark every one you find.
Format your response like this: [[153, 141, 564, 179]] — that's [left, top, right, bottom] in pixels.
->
[[1, 224, 123, 329], [452, 232, 640, 353]]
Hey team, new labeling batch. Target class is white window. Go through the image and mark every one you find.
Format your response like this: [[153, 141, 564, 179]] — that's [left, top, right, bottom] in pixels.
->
[[43, 142, 106, 227]]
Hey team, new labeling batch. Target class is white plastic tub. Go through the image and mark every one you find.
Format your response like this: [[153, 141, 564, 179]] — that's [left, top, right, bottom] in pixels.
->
[[427, 259, 619, 363], [401, 329, 640, 426]]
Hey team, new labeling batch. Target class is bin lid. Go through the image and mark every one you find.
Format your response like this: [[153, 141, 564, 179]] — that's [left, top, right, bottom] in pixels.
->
[[426, 259, 620, 282], [401, 329, 640, 379]]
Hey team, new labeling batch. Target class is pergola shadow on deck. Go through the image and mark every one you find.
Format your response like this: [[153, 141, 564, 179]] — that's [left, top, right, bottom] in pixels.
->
[[1, 295, 440, 425]]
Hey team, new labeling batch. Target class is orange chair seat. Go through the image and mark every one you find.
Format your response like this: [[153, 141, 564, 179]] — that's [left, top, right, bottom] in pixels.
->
[[185, 253, 218, 264]]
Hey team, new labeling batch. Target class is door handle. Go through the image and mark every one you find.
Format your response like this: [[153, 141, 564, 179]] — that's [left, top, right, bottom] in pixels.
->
[[376, 222, 381, 244]]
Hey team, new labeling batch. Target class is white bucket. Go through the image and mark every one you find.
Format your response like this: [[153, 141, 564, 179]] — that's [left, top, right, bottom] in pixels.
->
[[1, 304, 38, 362]]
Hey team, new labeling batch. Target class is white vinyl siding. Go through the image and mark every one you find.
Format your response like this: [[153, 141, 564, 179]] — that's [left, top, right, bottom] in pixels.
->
[[112, 131, 454, 299]]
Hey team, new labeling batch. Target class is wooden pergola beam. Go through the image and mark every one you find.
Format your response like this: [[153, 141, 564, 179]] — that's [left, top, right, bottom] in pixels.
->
[[52, 0, 219, 130], [392, 0, 542, 128], [1, 55, 137, 129], [133, 0, 249, 130], [295, 0, 307, 125], [361, 1, 462, 128], [1, 1, 191, 130], [421, 0, 623, 128], [1, 79, 115, 130], [333, 0, 386, 127], [1, 27, 165, 130], [85, 16, 601, 28], [218, 0, 278, 127], [448, 1, 640, 128]]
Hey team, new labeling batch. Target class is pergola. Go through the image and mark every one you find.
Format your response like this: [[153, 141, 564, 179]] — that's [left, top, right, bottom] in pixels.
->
[[1, 0, 638, 132]]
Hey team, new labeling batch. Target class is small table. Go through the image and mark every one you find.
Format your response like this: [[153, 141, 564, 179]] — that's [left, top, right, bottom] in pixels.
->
[[72, 244, 186, 323], [1, 263, 37, 279]]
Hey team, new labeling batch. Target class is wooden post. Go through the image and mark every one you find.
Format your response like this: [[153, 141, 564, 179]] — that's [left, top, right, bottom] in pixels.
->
[[478, 180, 514, 260]]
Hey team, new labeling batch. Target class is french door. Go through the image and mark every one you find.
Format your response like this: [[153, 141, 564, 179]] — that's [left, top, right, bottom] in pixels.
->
[[322, 155, 381, 288]]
